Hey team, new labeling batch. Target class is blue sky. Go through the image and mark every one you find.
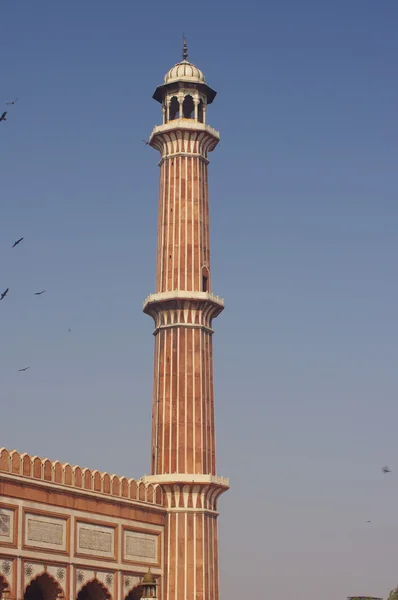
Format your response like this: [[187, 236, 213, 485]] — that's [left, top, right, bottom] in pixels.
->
[[1, 1, 397, 599]]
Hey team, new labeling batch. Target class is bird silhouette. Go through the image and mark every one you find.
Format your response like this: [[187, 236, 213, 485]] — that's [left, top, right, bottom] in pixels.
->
[[1, 288, 9, 300], [12, 237, 24, 248], [382, 465, 391, 473], [34, 290, 46, 295], [142, 139, 149, 145], [365, 520, 371, 523], [18, 366, 30, 372], [0, 111, 7, 122], [6, 98, 18, 105], [68, 328, 72, 332]]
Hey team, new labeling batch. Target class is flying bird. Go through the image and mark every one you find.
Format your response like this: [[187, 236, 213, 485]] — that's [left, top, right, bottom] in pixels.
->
[[0, 112, 7, 122], [1, 288, 9, 300], [365, 520, 371, 523], [6, 98, 18, 105], [34, 290, 46, 295], [382, 465, 391, 474], [142, 139, 149, 145], [68, 328, 72, 332], [18, 366, 30, 372], [12, 237, 24, 248]]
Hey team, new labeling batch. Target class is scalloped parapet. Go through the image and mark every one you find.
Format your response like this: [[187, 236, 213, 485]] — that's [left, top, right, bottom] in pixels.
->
[[0, 447, 163, 506]]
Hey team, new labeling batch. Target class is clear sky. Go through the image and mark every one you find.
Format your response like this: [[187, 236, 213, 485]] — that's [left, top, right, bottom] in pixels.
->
[[1, 1, 397, 599]]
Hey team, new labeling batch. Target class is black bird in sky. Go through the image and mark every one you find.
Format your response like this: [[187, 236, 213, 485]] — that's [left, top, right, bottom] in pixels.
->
[[18, 366, 30, 372], [12, 237, 24, 248], [0, 111, 7, 122], [68, 328, 72, 332], [34, 290, 46, 295], [1, 288, 9, 300], [365, 520, 371, 523], [382, 465, 391, 474], [142, 139, 149, 145], [6, 98, 18, 105]]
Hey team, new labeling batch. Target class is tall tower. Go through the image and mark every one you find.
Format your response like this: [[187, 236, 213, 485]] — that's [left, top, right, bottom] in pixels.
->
[[143, 40, 229, 600]]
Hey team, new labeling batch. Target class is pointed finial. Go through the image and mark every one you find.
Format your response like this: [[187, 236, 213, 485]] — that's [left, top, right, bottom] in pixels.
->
[[182, 35, 188, 61]]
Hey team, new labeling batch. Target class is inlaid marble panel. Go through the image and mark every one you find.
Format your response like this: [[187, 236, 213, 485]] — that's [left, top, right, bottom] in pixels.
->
[[124, 530, 158, 564], [0, 507, 14, 544], [24, 512, 67, 551], [76, 522, 115, 558]]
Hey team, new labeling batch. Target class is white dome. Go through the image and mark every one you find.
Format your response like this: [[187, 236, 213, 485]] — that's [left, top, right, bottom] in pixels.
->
[[164, 60, 206, 85]]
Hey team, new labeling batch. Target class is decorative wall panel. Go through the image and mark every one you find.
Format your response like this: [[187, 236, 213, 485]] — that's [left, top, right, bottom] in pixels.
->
[[24, 512, 68, 553], [123, 529, 158, 565], [76, 521, 115, 559], [0, 507, 15, 546]]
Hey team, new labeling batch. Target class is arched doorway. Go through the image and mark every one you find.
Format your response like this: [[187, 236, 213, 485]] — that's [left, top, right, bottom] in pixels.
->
[[0, 575, 10, 599], [77, 580, 110, 600], [124, 585, 143, 600], [24, 574, 63, 600]]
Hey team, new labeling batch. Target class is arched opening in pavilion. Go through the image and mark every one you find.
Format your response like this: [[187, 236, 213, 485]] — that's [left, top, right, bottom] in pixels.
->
[[182, 95, 194, 119], [24, 573, 63, 600], [76, 580, 110, 600], [169, 97, 180, 120], [198, 99, 204, 123]]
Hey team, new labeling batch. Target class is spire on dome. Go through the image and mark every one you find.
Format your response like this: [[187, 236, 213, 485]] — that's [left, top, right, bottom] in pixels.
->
[[182, 35, 188, 61]]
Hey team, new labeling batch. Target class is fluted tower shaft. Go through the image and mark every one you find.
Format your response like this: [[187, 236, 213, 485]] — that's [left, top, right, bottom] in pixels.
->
[[145, 123, 223, 477]]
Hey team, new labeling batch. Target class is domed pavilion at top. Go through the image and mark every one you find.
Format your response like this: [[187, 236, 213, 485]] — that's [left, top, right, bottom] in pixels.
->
[[152, 38, 216, 122]]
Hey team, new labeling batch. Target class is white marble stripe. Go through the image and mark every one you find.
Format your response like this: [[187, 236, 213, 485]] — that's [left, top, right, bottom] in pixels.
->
[[175, 513, 179, 600], [192, 327, 195, 473], [172, 152, 176, 290], [161, 331, 167, 473], [185, 326, 188, 473], [212, 516, 216, 600], [159, 160, 166, 290], [202, 513, 205, 600], [205, 166, 210, 288], [200, 158, 204, 282], [176, 327, 180, 473], [169, 328, 173, 472], [185, 156, 188, 291], [203, 330, 208, 473], [196, 157, 200, 292], [184, 512, 187, 600], [191, 157, 194, 291], [156, 166, 161, 290], [209, 336, 214, 473], [165, 157, 171, 291], [167, 512, 171, 600], [154, 335, 160, 473], [193, 512, 197, 600], [207, 515, 211, 600], [178, 156, 182, 290], [199, 329, 204, 473]]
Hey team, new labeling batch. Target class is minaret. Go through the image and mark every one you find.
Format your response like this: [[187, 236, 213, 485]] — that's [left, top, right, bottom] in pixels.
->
[[143, 40, 229, 600]]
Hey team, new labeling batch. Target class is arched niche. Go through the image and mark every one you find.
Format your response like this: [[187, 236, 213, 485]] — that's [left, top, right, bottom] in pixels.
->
[[0, 575, 11, 599], [76, 579, 111, 600], [124, 584, 143, 600], [202, 266, 210, 292], [24, 573, 64, 600]]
